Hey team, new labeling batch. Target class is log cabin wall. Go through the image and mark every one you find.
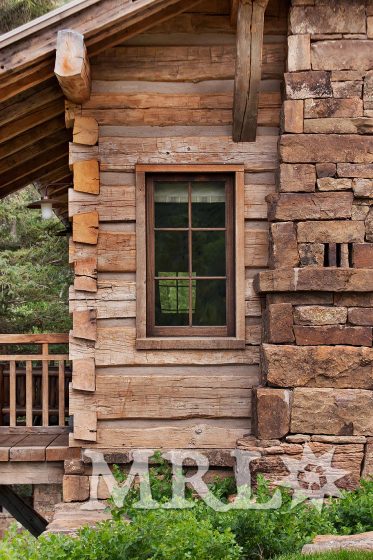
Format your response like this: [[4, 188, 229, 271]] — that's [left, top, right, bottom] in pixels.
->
[[67, 0, 288, 452]]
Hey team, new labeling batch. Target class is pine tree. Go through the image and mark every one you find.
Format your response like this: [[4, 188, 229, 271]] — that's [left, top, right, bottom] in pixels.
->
[[0, 0, 69, 33]]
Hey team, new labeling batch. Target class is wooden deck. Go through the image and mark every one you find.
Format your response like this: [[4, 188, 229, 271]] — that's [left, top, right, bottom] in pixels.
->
[[0, 428, 79, 484]]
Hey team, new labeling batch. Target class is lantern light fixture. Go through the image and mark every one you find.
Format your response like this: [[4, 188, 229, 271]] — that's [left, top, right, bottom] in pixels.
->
[[27, 182, 70, 220]]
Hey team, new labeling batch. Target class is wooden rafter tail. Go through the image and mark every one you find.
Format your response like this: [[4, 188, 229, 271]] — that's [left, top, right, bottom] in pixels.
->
[[232, 0, 269, 143], [54, 30, 91, 104]]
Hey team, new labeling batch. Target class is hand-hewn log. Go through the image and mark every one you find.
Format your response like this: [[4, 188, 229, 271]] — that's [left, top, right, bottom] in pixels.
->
[[54, 30, 91, 103], [233, 0, 269, 142]]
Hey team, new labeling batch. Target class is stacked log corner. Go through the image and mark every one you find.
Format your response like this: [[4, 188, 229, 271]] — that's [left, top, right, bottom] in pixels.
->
[[67, 94, 99, 447], [251, 0, 373, 489]]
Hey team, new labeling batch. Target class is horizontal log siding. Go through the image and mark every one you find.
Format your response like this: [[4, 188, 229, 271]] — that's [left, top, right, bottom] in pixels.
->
[[69, 0, 287, 448]]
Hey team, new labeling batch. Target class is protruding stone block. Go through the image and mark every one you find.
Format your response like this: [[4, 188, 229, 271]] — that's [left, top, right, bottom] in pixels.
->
[[348, 307, 373, 326], [353, 178, 373, 198], [269, 222, 299, 269], [267, 192, 353, 221], [294, 325, 372, 347], [278, 163, 315, 192], [297, 221, 365, 243], [291, 388, 373, 436], [353, 244, 373, 269], [316, 163, 336, 179], [262, 344, 373, 390], [337, 164, 373, 178], [290, 4, 366, 34], [280, 134, 373, 164], [254, 388, 291, 440], [63, 475, 90, 502], [255, 268, 373, 294], [298, 243, 324, 267], [294, 305, 347, 326], [317, 178, 351, 191], [285, 71, 332, 99], [264, 303, 294, 343], [282, 100, 303, 133], [312, 41, 373, 71], [288, 34, 310, 72], [304, 98, 363, 119]]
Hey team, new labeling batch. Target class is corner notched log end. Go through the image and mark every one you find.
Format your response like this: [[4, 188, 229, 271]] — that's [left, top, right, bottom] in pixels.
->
[[54, 29, 91, 104], [232, 0, 269, 142]]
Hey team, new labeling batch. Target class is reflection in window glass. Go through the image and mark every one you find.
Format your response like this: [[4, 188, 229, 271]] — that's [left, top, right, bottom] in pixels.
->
[[192, 182, 225, 228], [154, 182, 188, 228], [193, 280, 226, 326]]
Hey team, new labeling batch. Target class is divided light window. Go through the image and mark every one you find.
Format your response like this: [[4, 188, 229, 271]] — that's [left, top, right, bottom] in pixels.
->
[[146, 174, 235, 337]]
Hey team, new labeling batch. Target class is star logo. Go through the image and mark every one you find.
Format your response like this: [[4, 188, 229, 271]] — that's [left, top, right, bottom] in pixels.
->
[[279, 444, 349, 510]]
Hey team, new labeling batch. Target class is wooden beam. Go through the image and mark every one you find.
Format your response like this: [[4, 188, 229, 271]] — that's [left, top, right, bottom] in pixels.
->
[[0, 0, 203, 103], [232, 0, 269, 142], [0, 485, 48, 537], [55, 30, 91, 103]]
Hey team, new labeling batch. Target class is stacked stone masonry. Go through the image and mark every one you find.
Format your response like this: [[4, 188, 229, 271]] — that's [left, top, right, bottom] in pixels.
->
[[253, 0, 373, 489]]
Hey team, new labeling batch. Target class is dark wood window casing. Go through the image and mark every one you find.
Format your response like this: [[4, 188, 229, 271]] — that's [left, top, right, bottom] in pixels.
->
[[136, 165, 246, 350], [147, 173, 234, 337]]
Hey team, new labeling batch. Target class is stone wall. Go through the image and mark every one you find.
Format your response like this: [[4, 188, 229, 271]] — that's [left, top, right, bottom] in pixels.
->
[[252, 0, 373, 488]]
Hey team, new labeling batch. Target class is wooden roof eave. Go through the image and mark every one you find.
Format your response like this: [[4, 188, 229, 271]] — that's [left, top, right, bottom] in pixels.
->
[[0, 0, 203, 103]]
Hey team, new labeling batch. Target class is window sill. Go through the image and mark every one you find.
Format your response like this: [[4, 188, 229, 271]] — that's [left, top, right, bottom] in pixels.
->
[[136, 338, 246, 350]]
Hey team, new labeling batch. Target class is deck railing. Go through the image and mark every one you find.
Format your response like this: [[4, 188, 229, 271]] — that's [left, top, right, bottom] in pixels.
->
[[0, 334, 70, 428]]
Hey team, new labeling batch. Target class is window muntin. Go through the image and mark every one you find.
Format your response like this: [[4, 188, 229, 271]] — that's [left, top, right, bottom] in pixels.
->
[[146, 174, 235, 337]]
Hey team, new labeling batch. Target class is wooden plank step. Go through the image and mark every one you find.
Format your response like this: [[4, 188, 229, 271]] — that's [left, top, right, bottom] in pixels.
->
[[46, 433, 81, 462], [0, 434, 28, 462], [9, 433, 60, 462]]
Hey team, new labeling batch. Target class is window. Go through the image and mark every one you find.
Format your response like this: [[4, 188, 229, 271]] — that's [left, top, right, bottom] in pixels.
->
[[147, 173, 234, 337], [136, 165, 245, 350]]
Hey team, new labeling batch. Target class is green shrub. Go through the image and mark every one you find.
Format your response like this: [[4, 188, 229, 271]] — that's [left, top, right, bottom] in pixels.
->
[[1, 458, 372, 560], [324, 479, 373, 535], [0, 512, 241, 560]]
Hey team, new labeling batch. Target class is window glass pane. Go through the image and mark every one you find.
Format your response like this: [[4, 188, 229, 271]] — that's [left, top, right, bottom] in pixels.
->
[[155, 231, 188, 276], [154, 182, 189, 228], [155, 276, 189, 326], [193, 280, 226, 326], [192, 181, 225, 228], [192, 231, 225, 277]]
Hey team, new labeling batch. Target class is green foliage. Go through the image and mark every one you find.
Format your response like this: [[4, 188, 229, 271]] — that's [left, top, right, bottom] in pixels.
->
[[0, 0, 69, 33], [0, 513, 241, 560], [0, 187, 72, 334], [0, 462, 373, 560], [324, 479, 373, 536]]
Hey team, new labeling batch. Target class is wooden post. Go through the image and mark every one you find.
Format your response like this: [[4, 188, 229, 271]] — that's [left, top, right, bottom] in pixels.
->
[[25, 361, 32, 427], [9, 361, 16, 427], [54, 30, 91, 103], [232, 0, 269, 142], [42, 344, 49, 427]]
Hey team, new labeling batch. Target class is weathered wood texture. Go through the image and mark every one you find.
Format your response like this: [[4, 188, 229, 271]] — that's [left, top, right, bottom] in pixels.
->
[[68, 0, 286, 447], [233, 0, 269, 141], [54, 30, 91, 103]]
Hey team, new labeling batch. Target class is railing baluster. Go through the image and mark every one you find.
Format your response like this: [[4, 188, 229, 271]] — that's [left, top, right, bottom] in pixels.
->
[[0, 365, 3, 426], [42, 343, 49, 427], [26, 360, 33, 427], [58, 361, 65, 427], [9, 360, 16, 427]]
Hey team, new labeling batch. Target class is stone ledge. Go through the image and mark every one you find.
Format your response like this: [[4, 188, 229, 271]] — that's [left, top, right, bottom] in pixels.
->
[[255, 268, 373, 294]]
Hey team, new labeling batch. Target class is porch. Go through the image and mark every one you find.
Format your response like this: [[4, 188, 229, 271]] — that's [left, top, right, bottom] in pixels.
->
[[0, 333, 74, 478]]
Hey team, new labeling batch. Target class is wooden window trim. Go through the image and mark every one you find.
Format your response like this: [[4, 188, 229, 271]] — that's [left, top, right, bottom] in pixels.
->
[[136, 164, 245, 350]]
